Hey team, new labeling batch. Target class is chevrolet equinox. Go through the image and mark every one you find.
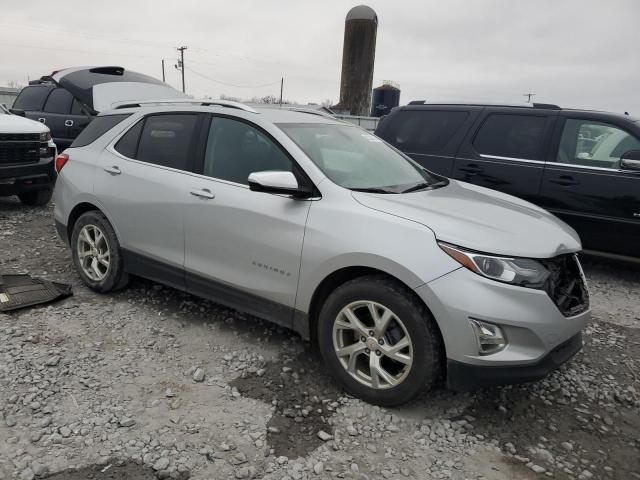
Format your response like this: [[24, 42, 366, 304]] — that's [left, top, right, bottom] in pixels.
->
[[53, 100, 590, 406]]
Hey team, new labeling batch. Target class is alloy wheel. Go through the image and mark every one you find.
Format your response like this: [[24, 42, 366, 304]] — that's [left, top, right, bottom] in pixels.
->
[[332, 300, 413, 390], [77, 224, 110, 281]]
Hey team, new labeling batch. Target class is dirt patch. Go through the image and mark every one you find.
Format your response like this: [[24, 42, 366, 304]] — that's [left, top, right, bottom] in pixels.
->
[[230, 349, 342, 459], [43, 462, 156, 480]]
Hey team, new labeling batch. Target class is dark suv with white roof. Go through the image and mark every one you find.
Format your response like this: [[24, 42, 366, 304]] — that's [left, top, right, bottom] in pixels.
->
[[375, 102, 640, 260]]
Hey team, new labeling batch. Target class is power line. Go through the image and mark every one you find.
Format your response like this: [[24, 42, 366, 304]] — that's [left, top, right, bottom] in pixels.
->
[[185, 67, 281, 89], [523, 93, 536, 102]]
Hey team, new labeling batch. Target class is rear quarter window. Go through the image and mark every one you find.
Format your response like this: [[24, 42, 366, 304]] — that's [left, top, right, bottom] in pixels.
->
[[70, 114, 131, 148], [13, 86, 52, 111], [381, 110, 468, 153], [473, 113, 547, 160]]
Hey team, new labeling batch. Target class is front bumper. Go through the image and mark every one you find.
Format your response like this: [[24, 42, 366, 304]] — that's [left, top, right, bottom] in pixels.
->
[[447, 332, 583, 391], [415, 266, 589, 391], [0, 156, 56, 196]]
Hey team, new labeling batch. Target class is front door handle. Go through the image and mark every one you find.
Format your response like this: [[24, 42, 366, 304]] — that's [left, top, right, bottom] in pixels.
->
[[190, 188, 215, 200], [549, 175, 579, 186], [103, 166, 121, 175], [65, 119, 74, 127], [459, 164, 483, 174]]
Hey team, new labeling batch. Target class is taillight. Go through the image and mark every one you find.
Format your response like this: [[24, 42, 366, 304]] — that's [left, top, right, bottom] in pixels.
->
[[55, 153, 69, 173]]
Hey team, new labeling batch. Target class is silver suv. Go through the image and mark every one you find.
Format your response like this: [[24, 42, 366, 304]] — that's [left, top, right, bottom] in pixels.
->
[[53, 100, 590, 406]]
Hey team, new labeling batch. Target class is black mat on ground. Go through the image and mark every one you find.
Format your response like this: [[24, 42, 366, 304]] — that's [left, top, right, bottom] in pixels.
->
[[0, 275, 73, 312]]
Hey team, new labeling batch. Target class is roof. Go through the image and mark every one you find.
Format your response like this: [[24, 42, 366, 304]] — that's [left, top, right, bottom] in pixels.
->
[[346, 5, 377, 23]]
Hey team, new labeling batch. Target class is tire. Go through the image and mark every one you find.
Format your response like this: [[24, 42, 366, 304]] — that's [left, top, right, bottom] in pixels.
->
[[70, 210, 129, 293], [317, 275, 442, 406], [18, 189, 52, 206]]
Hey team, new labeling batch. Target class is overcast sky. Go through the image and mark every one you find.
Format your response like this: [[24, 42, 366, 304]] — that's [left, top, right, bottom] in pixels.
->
[[1, 0, 639, 114]]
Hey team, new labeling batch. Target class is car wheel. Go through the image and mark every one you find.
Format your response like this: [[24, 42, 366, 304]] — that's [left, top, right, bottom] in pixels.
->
[[318, 275, 443, 406], [70, 211, 129, 293], [18, 189, 52, 206]]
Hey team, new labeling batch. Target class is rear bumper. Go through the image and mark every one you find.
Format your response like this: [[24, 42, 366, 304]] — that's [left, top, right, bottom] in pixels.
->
[[0, 157, 56, 195], [447, 332, 583, 392]]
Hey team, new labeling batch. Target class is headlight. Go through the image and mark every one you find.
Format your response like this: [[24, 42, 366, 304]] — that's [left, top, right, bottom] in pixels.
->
[[39, 131, 51, 142], [438, 242, 550, 288]]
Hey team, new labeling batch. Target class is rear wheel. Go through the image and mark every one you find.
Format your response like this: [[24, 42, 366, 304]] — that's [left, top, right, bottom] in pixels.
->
[[318, 275, 442, 406], [18, 189, 52, 206], [71, 211, 129, 293]]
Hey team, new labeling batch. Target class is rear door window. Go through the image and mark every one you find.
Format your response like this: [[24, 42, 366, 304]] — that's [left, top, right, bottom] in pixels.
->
[[43, 88, 74, 114], [13, 86, 51, 111], [135, 114, 198, 171], [71, 114, 131, 148], [473, 114, 547, 160], [385, 110, 468, 152]]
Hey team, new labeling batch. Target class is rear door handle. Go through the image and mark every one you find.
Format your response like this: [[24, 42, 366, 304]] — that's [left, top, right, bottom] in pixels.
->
[[64, 119, 74, 127], [103, 166, 121, 175], [549, 175, 579, 186], [190, 188, 215, 200], [459, 164, 483, 174]]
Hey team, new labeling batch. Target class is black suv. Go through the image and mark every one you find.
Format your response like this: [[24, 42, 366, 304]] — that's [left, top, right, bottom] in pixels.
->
[[375, 102, 640, 260], [11, 66, 182, 151]]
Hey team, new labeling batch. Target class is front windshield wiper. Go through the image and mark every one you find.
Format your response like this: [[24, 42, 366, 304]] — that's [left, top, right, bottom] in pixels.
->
[[401, 179, 449, 193], [400, 182, 432, 193], [350, 187, 397, 194]]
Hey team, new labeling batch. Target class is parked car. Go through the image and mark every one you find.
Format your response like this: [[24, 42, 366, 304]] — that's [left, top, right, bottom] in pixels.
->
[[10, 66, 184, 151], [375, 102, 640, 261], [53, 100, 589, 406], [0, 107, 57, 205]]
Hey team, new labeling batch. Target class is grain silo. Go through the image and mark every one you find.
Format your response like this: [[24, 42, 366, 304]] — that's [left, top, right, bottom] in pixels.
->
[[370, 82, 401, 117], [335, 5, 378, 116]]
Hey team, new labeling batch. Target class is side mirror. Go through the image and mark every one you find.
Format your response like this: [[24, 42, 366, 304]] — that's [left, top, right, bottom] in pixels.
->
[[248, 171, 313, 198], [9, 108, 26, 117], [620, 150, 640, 172]]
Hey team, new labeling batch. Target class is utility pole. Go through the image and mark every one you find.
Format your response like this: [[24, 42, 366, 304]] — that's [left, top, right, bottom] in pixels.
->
[[279, 77, 283, 107], [523, 93, 536, 103], [161, 59, 166, 82], [176, 46, 188, 93]]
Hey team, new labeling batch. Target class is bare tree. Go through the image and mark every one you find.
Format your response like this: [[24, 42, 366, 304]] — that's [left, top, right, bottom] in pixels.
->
[[261, 95, 278, 104], [321, 98, 334, 108], [7, 80, 24, 89]]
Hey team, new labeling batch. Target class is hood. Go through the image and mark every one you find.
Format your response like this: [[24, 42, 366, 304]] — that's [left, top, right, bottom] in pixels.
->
[[0, 114, 48, 134], [352, 180, 581, 259]]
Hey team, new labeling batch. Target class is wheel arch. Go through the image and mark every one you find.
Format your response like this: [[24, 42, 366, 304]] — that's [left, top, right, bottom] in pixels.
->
[[66, 200, 122, 247], [304, 266, 446, 363]]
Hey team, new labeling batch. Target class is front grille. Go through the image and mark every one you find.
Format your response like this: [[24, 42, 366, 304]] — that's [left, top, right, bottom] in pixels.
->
[[0, 142, 40, 165], [0, 133, 40, 142], [541, 254, 589, 317]]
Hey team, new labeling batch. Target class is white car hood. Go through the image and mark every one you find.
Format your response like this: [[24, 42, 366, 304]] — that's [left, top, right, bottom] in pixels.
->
[[0, 114, 48, 134], [352, 179, 582, 259]]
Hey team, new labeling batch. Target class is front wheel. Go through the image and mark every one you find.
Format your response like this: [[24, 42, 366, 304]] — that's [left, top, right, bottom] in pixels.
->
[[318, 275, 443, 406], [70, 211, 129, 293]]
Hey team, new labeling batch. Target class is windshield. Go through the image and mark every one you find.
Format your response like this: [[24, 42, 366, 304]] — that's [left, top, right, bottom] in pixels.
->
[[279, 123, 441, 193]]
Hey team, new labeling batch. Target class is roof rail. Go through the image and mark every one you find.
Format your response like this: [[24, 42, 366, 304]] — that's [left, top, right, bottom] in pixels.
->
[[407, 100, 561, 109], [112, 99, 258, 113]]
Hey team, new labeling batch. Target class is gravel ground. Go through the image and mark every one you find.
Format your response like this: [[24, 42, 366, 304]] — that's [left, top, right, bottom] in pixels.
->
[[0, 198, 638, 480]]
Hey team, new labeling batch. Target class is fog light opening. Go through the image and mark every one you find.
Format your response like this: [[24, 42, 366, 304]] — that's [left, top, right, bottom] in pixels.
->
[[469, 318, 506, 355]]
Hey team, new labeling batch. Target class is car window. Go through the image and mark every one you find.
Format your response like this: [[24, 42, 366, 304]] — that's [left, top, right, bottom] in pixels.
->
[[281, 124, 439, 191], [13, 86, 51, 111], [71, 114, 131, 148], [385, 110, 468, 152], [474, 114, 547, 160], [114, 119, 143, 158], [135, 114, 198, 170], [203, 117, 292, 185], [70, 98, 84, 115], [557, 119, 640, 169], [43, 88, 74, 114]]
